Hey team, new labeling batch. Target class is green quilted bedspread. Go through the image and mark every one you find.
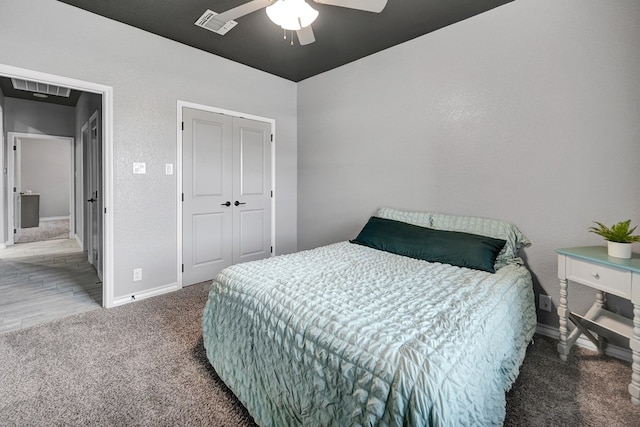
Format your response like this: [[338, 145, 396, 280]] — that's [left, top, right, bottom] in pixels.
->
[[202, 242, 536, 426]]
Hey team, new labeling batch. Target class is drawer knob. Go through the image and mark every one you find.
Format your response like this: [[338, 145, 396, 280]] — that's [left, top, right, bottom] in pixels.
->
[[591, 272, 600, 279]]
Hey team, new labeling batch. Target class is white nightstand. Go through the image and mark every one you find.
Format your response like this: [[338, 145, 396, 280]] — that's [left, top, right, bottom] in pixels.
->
[[556, 246, 640, 406]]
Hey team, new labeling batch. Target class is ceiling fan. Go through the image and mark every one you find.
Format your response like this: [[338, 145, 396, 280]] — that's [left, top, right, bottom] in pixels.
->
[[195, 0, 388, 45]]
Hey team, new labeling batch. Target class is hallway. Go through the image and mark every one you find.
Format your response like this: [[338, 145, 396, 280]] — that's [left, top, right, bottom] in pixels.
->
[[0, 239, 101, 334]]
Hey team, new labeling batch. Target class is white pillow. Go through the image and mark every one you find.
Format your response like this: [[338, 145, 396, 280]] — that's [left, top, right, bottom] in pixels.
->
[[376, 207, 433, 228]]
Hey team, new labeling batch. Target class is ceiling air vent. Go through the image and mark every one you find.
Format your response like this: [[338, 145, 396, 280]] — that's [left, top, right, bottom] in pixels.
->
[[195, 9, 237, 35], [11, 78, 71, 98]]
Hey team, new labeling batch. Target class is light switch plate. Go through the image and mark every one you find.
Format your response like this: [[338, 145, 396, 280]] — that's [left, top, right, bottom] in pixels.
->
[[165, 163, 173, 175], [133, 162, 146, 174]]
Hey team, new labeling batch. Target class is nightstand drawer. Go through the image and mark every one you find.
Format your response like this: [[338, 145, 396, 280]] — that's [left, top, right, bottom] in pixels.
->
[[566, 257, 632, 298]]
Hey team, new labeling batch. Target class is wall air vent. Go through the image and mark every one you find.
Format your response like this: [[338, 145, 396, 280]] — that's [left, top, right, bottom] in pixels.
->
[[195, 9, 238, 35], [11, 78, 71, 98]]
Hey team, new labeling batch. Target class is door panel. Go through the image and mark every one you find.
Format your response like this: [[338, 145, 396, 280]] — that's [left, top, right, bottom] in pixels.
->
[[193, 120, 224, 197], [232, 117, 271, 264], [238, 209, 266, 257], [192, 213, 225, 265], [239, 129, 265, 195], [182, 108, 233, 286]]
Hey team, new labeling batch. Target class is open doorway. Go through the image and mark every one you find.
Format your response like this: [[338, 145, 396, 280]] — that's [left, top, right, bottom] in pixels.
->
[[0, 64, 114, 333], [7, 133, 75, 246]]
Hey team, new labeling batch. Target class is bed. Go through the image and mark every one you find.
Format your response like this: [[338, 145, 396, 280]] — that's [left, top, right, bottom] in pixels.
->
[[202, 208, 536, 426]]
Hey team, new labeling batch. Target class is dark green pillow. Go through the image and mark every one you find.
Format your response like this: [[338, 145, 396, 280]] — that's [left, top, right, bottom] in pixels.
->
[[350, 216, 507, 273]]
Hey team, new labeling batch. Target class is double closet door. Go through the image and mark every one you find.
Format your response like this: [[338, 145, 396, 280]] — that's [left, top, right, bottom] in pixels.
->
[[182, 107, 272, 286]]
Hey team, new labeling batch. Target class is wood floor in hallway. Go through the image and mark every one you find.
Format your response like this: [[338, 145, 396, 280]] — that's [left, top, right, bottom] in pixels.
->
[[0, 239, 102, 334]]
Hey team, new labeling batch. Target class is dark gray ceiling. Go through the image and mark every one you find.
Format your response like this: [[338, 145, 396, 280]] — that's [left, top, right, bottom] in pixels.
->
[[56, 0, 513, 82]]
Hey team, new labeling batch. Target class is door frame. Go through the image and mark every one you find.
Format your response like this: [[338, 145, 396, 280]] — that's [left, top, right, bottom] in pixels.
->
[[7, 133, 74, 245], [85, 111, 102, 279], [0, 63, 115, 308], [176, 100, 276, 289]]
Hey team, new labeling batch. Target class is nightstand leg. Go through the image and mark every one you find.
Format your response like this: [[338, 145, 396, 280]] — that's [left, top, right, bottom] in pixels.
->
[[595, 291, 607, 355], [558, 278, 569, 362], [630, 304, 640, 406]]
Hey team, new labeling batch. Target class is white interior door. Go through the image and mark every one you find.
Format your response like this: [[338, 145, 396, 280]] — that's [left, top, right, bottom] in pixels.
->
[[12, 140, 22, 242], [182, 108, 233, 286], [232, 117, 272, 264], [87, 113, 103, 280], [182, 107, 272, 286]]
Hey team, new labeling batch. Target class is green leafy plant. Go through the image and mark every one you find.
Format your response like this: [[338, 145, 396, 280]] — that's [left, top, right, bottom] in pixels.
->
[[588, 220, 640, 243]]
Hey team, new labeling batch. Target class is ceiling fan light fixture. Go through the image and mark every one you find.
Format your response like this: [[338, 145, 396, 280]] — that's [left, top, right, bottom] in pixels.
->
[[266, 0, 318, 31]]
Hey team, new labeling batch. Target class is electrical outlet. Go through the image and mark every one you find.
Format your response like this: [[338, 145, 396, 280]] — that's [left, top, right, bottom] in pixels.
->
[[133, 268, 142, 282], [539, 294, 552, 312]]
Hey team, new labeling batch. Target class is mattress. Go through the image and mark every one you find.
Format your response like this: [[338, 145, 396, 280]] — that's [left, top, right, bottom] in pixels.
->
[[202, 241, 536, 426]]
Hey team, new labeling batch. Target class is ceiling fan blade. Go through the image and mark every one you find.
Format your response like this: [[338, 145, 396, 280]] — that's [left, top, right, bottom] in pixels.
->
[[312, 0, 387, 13], [296, 25, 316, 45], [209, 0, 273, 30]]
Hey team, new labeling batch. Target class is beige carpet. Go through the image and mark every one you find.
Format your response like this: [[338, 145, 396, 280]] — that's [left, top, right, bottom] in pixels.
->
[[15, 219, 70, 243], [0, 282, 638, 426]]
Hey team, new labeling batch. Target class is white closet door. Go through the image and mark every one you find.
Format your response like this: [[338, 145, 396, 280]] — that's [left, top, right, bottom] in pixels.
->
[[182, 108, 272, 286], [232, 117, 272, 264], [182, 108, 233, 286]]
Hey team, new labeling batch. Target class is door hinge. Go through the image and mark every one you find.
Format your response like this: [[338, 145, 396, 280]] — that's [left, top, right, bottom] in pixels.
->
[[181, 264, 184, 273], [13, 145, 16, 151], [13, 228, 16, 234], [13, 187, 16, 193], [104, 208, 107, 214], [270, 134, 273, 142], [181, 193, 184, 202], [181, 121, 184, 131], [270, 190, 273, 198], [270, 246, 273, 254]]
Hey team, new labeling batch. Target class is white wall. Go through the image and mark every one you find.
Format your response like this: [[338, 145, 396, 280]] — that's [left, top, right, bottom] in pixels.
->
[[4, 98, 75, 137], [298, 0, 640, 328], [19, 137, 70, 218], [0, 0, 297, 300]]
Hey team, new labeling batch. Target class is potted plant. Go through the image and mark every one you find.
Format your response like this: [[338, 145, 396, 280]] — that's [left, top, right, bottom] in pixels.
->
[[588, 220, 640, 259]]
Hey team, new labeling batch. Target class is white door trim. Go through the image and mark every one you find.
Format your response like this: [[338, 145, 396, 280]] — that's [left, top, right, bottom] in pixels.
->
[[176, 100, 276, 289], [86, 110, 102, 277], [0, 63, 115, 308], [7, 133, 74, 245]]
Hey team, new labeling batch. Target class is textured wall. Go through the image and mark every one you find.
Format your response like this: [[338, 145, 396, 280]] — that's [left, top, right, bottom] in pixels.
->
[[0, 0, 297, 300], [298, 0, 640, 327]]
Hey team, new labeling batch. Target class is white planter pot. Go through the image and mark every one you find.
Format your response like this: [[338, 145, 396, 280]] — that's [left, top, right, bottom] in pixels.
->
[[607, 241, 632, 259]]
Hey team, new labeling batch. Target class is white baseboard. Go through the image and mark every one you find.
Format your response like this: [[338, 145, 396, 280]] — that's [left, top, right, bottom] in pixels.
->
[[0, 242, 6, 249], [112, 282, 179, 307], [74, 234, 83, 249], [40, 216, 70, 221], [536, 323, 632, 363]]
